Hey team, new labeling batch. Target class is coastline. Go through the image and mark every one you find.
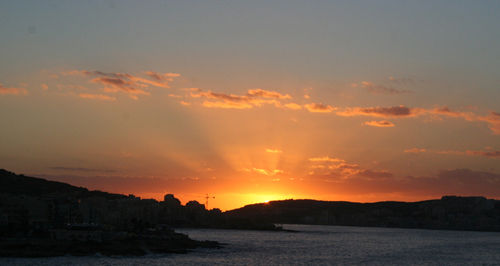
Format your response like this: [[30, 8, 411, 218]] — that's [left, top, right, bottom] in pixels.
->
[[0, 234, 221, 258]]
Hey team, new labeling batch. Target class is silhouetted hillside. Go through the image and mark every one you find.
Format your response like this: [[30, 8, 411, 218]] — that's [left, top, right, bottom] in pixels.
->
[[0, 169, 126, 200], [224, 197, 500, 231]]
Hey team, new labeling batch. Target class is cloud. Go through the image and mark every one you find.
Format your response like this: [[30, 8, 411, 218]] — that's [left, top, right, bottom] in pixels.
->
[[241, 167, 284, 176], [466, 150, 500, 158], [188, 88, 289, 109], [283, 103, 302, 110], [304, 103, 336, 113], [40, 84, 49, 90], [364, 121, 395, 127], [0, 84, 28, 95], [313, 163, 393, 180], [477, 111, 500, 135], [389, 77, 415, 84], [48, 74, 59, 79], [309, 156, 345, 163], [247, 89, 291, 99], [356, 169, 393, 179], [79, 93, 116, 101], [202, 100, 253, 109], [169, 94, 183, 98], [362, 82, 412, 95], [337, 105, 424, 118], [266, 149, 282, 153], [93, 77, 150, 97], [62, 70, 180, 99], [428, 107, 500, 135], [144, 71, 180, 81], [404, 148, 500, 158], [179, 101, 192, 106], [404, 148, 427, 153]]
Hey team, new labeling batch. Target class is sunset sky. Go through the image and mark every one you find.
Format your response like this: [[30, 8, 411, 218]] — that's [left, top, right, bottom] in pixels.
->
[[1, 1, 500, 210]]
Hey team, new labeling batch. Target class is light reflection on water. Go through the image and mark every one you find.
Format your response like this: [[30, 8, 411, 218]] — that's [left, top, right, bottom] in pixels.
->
[[2, 225, 500, 265]]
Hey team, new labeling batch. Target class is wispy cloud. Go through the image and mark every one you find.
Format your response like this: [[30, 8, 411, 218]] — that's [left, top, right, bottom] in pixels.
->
[[247, 88, 291, 99], [79, 93, 116, 101], [188, 88, 290, 109], [404, 148, 427, 153], [304, 103, 336, 113], [337, 105, 423, 118], [266, 149, 282, 153], [312, 162, 393, 180], [309, 156, 345, 163], [241, 167, 284, 175], [62, 70, 180, 99], [465, 150, 500, 158], [0, 84, 28, 95], [389, 77, 415, 84], [362, 82, 412, 95], [202, 100, 253, 109], [428, 107, 500, 135], [364, 121, 395, 127], [283, 103, 302, 110], [404, 148, 500, 158]]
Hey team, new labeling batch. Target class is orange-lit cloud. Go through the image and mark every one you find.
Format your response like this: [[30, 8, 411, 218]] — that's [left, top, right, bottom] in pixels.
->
[[337, 105, 424, 118], [362, 81, 412, 95], [78, 93, 116, 101], [309, 156, 345, 163], [303, 87, 312, 98], [404, 148, 500, 158], [364, 121, 395, 127], [404, 148, 427, 153], [428, 107, 500, 135], [304, 103, 336, 113], [144, 71, 180, 81], [189, 88, 289, 109], [202, 100, 253, 109], [242, 167, 284, 176], [283, 103, 302, 110], [179, 101, 192, 106], [311, 163, 393, 181], [266, 149, 282, 153], [40, 84, 49, 90], [247, 88, 291, 99], [62, 70, 180, 98], [0, 84, 28, 95]]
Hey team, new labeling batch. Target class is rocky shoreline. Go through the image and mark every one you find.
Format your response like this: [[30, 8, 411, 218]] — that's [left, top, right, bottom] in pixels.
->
[[0, 234, 222, 258]]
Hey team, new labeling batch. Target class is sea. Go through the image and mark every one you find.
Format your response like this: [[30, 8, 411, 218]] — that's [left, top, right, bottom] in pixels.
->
[[2, 224, 500, 265]]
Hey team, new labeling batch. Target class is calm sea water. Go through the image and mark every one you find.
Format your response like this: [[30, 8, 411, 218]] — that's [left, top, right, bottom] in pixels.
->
[[2, 225, 500, 265]]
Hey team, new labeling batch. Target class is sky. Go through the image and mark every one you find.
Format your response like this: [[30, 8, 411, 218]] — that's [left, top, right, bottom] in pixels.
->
[[1, 1, 500, 211]]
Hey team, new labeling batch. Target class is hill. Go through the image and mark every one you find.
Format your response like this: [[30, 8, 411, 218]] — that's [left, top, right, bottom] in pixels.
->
[[225, 197, 500, 231], [0, 169, 126, 200]]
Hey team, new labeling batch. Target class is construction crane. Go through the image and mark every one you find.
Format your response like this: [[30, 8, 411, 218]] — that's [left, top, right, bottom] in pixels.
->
[[204, 193, 215, 210], [187, 194, 215, 210]]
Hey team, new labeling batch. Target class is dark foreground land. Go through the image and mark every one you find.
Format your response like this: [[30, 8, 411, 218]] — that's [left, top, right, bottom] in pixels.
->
[[2, 169, 500, 257], [0, 233, 221, 258]]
